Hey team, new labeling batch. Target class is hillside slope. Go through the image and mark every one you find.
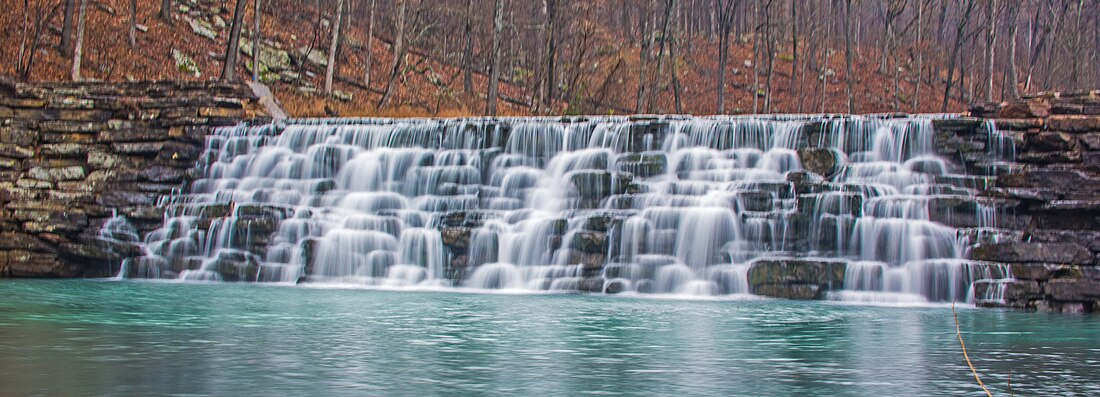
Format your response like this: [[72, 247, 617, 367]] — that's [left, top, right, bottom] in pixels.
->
[[2, 0, 968, 117]]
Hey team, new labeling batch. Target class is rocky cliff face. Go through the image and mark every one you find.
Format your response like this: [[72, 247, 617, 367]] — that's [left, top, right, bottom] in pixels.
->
[[0, 77, 268, 277], [965, 91, 1100, 312]]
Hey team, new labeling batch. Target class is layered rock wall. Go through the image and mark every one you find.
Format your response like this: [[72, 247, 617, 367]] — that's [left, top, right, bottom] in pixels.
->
[[0, 78, 267, 277], [965, 91, 1100, 312]]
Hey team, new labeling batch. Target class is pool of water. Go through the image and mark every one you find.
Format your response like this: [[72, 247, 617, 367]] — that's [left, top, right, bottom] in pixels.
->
[[0, 280, 1097, 396]]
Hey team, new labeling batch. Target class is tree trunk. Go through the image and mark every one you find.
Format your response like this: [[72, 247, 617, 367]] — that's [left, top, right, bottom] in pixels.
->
[[820, 1, 832, 113], [252, 0, 261, 81], [636, 1, 655, 113], [844, 0, 854, 113], [716, 1, 733, 114], [789, 0, 797, 97], [461, 0, 473, 95], [763, 0, 775, 113], [543, 0, 557, 106], [18, 0, 29, 76], [161, 0, 172, 23], [669, 0, 683, 113], [942, 0, 975, 112], [751, 0, 760, 113], [61, 0, 75, 56], [129, 0, 138, 47], [378, 0, 408, 110], [1005, 0, 1019, 98], [984, 0, 996, 102], [913, 0, 924, 111], [71, 0, 86, 81], [649, 0, 675, 113], [485, 0, 504, 116], [220, 0, 248, 82], [324, 0, 344, 95], [364, 0, 376, 87], [1070, 0, 1083, 87]]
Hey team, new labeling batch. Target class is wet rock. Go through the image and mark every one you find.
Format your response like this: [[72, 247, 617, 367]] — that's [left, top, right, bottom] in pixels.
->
[[570, 230, 608, 253], [1044, 279, 1100, 302], [616, 152, 667, 178], [601, 279, 625, 294], [797, 148, 844, 178], [752, 284, 825, 300], [441, 226, 471, 248], [998, 169, 1097, 192], [969, 242, 1093, 265], [578, 277, 605, 293], [570, 171, 633, 199], [747, 259, 847, 299], [211, 250, 261, 282], [785, 170, 825, 195], [932, 117, 985, 133], [1009, 263, 1090, 281]]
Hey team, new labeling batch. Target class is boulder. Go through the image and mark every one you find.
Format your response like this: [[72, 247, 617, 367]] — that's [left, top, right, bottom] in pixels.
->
[[569, 230, 608, 254], [210, 250, 261, 282], [797, 147, 844, 178], [172, 49, 201, 77], [747, 258, 847, 299], [441, 226, 471, 248]]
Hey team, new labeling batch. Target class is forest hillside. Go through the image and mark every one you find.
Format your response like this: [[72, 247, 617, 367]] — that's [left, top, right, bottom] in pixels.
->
[[3, 0, 1097, 117]]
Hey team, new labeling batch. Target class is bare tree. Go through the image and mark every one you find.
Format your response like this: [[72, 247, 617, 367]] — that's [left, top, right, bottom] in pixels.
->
[[942, 0, 976, 112], [844, 0, 854, 113], [461, 0, 473, 95], [252, 0, 262, 82], [1003, 0, 1020, 98], [543, 0, 557, 106], [71, 0, 87, 81], [161, 0, 172, 22], [325, 0, 345, 95], [221, 0, 249, 82], [984, 0, 997, 102], [789, 0, 798, 97], [60, 0, 75, 56], [16, 0, 59, 80], [715, 0, 738, 114], [379, 0, 409, 109], [364, 0, 377, 87], [485, 0, 504, 116], [130, 0, 138, 47]]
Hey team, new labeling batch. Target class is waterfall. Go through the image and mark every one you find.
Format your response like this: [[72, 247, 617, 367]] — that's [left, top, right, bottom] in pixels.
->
[[119, 115, 1014, 303]]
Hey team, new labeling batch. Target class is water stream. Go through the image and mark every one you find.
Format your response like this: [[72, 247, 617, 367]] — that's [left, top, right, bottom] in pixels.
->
[[116, 115, 1014, 303]]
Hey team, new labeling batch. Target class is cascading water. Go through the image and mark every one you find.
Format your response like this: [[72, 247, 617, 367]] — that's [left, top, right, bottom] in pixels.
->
[[118, 115, 1014, 303]]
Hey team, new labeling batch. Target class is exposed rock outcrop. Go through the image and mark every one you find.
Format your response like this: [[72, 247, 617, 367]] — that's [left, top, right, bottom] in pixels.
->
[[0, 77, 268, 277], [965, 90, 1100, 312]]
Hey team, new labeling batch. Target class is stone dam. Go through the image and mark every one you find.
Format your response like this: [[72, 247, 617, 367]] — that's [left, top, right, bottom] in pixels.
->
[[1, 78, 1098, 312]]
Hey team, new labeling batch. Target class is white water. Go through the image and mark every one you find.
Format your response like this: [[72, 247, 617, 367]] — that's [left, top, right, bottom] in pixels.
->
[[115, 115, 1015, 303]]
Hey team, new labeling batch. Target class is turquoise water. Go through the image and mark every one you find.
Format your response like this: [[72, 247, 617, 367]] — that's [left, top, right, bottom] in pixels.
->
[[0, 280, 1097, 396]]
